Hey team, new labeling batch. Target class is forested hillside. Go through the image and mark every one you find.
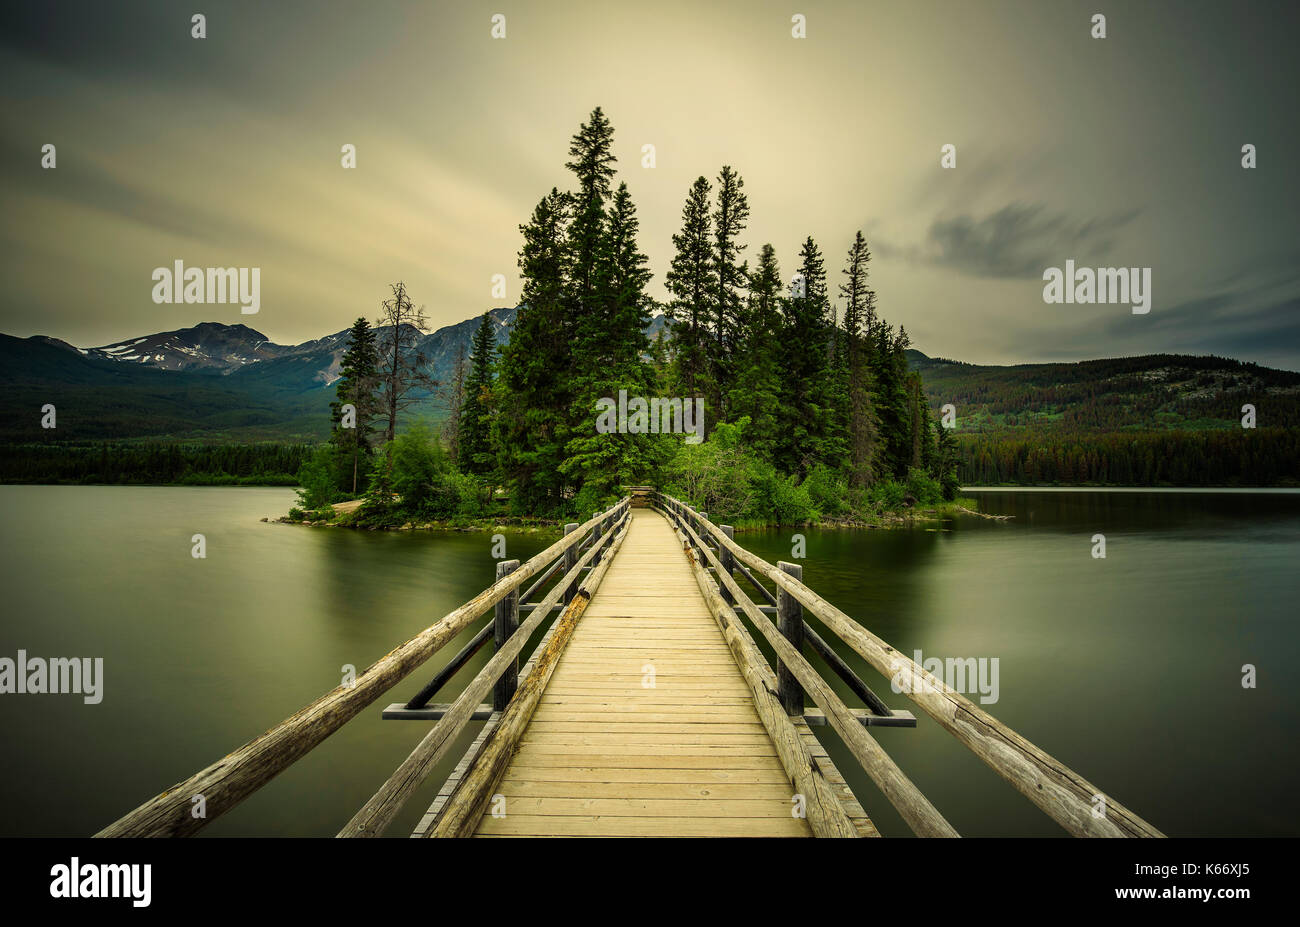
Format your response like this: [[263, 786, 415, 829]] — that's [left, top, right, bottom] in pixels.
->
[[912, 353, 1300, 485]]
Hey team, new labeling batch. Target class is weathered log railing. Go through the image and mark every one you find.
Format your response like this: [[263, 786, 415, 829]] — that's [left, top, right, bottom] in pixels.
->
[[95, 497, 630, 838], [654, 491, 1164, 838], [341, 500, 631, 837]]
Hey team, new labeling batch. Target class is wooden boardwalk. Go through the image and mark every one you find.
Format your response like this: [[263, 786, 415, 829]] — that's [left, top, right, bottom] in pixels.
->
[[99, 492, 1161, 839], [470, 508, 874, 837]]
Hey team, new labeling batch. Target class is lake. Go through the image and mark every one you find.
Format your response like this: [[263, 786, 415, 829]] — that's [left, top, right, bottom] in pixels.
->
[[1, 485, 1296, 837]]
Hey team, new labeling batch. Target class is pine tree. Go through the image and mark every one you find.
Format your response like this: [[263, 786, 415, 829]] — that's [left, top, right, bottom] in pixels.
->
[[839, 232, 881, 487], [868, 317, 910, 479], [330, 316, 379, 495], [710, 165, 750, 418], [665, 176, 714, 403], [565, 106, 617, 321], [441, 343, 467, 463], [562, 181, 663, 498], [932, 415, 960, 500], [459, 312, 498, 478], [775, 236, 841, 477], [908, 370, 927, 470], [496, 189, 573, 513], [727, 243, 785, 458]]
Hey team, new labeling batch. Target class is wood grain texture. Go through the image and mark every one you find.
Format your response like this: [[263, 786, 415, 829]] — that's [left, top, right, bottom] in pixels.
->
[[452, 509, 873, 838]]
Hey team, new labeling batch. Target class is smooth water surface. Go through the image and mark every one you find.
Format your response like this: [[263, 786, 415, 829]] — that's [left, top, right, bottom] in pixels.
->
[[0, 486, 1296, 836]]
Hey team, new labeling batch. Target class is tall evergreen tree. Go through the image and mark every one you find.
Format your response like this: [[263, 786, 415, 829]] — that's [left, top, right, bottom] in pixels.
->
[[727, 243, 785, 458], [496, 189, 572, 513], [441, 343, 466, 463], [565, 106, 617, 321], [665, 176, 714, 403], [775, 237, 843, 476], [563, 181, 663, 497], [710, 165, 750, 418], [839, 231, 881, 487], [329, 316, 379, 495], [459, 312, 498, 478]]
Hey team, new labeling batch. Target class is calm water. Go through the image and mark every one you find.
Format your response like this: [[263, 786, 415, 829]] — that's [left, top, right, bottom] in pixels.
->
[[0, 486, 1296, 837]]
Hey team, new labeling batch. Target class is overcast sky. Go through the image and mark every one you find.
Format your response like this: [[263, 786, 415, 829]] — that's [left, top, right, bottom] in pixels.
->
[[2, 0, 1297, 369]]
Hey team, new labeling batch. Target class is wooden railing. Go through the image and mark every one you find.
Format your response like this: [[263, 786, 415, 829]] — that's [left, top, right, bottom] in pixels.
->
[[654, 492, 1164, 838], [96, 497, 631, 838]]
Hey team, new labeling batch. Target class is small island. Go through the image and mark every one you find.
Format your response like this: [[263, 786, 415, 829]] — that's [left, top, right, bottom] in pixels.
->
[[281, 108, 968, 533]]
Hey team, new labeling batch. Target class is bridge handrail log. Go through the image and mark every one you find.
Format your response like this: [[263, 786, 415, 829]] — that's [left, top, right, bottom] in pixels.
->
[[96, 498, 630, 838], [664, 517, 861, 836], [427, 507, 635, 837], [339, 499, 631, 837], [664, 504, 957, 837], [656, 492, 1163, 838]]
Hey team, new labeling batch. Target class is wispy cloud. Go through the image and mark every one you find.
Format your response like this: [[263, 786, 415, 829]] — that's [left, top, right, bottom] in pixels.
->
[[878, 203, 1141, 279]]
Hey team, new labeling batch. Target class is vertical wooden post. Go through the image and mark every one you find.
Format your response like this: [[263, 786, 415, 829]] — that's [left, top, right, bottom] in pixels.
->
[[591, 511, 603, 564], [776, 561, 805, 716], [719, 526, 735, 604], [493, 559, 520, 712], [563, 523, 580, 602]]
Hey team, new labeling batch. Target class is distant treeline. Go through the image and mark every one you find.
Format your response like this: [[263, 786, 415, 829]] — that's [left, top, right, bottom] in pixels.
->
[[0, 443, 311, 485], [918, 353, 1300, 433], [956, 428, 1299, 486]]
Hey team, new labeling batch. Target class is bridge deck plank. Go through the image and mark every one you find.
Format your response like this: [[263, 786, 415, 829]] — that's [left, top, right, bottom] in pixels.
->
[[472, 508, 874, 838]]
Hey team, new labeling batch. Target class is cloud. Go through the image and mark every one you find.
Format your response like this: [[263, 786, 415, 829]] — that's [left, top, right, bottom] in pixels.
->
[[879, 202, 1141, 279]]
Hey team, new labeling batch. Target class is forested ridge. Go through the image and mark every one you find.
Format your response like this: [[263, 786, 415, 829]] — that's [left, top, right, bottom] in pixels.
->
[[916, 353, 1300, 486]]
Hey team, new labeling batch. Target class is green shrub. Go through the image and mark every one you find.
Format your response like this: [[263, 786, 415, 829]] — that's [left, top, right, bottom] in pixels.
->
[[904, 467, 944, 505], [662, 419, 759, 520], [868, 478, 905, 510], [295, 445, 342, 509], [801, 464, 848, 517], [750, 463, 816, 525], [572, 483, 616, 521]]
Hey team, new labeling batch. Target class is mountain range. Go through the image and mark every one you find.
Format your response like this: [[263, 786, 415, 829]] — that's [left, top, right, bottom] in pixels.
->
[[2, 309, 1296, 443]]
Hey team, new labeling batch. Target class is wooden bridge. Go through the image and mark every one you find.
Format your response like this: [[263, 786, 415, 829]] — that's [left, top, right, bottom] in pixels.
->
[[97, 491, 1163, 838]]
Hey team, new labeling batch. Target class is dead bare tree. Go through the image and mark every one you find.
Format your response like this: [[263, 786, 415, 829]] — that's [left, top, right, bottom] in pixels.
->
[[375, 281, 438, 443]]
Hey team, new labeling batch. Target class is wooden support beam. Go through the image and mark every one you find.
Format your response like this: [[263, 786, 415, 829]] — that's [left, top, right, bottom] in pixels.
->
[[719, 526, 735, 606], [802, 620, 896, 719], [563, 523, 580, 603], [776, 561, 805, 717], [803, 708, 916, 728], [403, 620, 493, 710], [381, 703, 495, 721], [493, 559, 520, 712]]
